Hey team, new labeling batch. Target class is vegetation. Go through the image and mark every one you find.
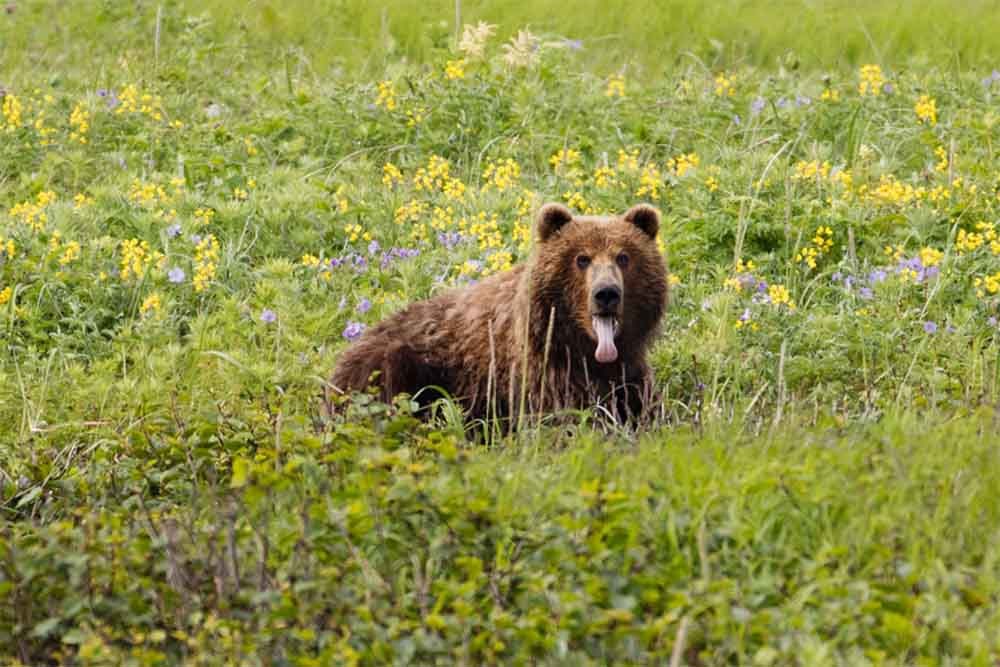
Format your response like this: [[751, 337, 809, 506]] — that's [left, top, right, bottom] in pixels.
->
[[3, 1, 1000, 663]]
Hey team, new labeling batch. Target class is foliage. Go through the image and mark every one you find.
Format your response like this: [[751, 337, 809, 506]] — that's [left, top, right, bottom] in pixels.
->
[[4, 2, 1000, 663]]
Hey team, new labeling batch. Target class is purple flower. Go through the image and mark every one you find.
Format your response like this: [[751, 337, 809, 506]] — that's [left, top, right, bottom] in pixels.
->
[[367, 239, 381, 255], [260, 309, 277, 324], [989, 316, 998, 327], [869, 269, 887, 284], [356, 297, 371, 314], [755, 280, 769, 293], [832, 271, 843, 282], [343, 321, 366, 341], [190, 234, 202, 244], [844, 276, 854, 290], [776, 97, 789, 109], [564, 38, 584, 51], [983, 70, 1000, 88], [859, 287, 873, 300], [166, 223, 182, 238], [739, 308, 751, 322], [883, 82, 895, 94], [750, 97, 766, 115], [168, 267, 185, 283], [923, 321, 937, 334], [97, 88, 109, 97], [732, 114, 741, 125], [796, 95, 812, 107], [329, 256, 343, 268], [437, 231, 465, 249]]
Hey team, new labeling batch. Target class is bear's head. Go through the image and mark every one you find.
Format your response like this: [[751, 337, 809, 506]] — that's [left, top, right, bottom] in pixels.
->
[[528, 203, 668, 365]]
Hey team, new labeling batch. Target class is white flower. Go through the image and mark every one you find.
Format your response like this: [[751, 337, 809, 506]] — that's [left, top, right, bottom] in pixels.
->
[[502, 30, 541, 69], [458, 21, 496, 59]]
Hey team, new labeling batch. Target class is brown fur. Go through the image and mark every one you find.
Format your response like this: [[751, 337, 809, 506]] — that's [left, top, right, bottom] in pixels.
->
[[330, 203, 669, 424]]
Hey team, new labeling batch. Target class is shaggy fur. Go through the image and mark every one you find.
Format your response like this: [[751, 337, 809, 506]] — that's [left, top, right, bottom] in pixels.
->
[[330, 203, 669, 423]]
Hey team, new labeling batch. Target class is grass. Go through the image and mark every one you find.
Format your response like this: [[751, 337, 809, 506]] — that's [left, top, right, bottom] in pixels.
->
[[4, 0, 1000, 663]]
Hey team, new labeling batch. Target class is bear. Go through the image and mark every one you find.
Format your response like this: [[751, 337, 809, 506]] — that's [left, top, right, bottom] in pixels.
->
[[329, 203, 668, 424]]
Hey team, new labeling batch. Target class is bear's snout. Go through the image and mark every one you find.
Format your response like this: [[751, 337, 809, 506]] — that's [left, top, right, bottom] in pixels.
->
[[592, 285, 622, 313]]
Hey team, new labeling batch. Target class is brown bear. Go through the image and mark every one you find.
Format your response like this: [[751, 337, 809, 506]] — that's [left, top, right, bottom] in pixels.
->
[[330, 203, 668, 424]]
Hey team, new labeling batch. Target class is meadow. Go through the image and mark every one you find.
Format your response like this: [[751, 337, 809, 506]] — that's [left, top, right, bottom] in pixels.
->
[[4, 1, 1000, 664]]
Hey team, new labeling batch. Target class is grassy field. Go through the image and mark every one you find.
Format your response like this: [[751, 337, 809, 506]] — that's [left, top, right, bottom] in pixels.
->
[[5, 0, 1000, 663]]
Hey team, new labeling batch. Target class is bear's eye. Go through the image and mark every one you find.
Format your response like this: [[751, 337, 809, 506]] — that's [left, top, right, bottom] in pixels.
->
[[616, 252, 629, 269], [576, 255, 591, 270]]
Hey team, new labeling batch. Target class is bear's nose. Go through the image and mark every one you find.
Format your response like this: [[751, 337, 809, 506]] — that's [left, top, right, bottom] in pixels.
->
[[593, 285, 622, 311]]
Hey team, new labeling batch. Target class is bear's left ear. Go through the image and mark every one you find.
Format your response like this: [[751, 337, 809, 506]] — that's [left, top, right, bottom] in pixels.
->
[[623, 203, 660, 238], [536, 203, 574, 243]]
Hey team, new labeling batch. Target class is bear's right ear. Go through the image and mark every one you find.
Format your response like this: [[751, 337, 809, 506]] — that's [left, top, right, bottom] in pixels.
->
[[536, 203, 574, 243]]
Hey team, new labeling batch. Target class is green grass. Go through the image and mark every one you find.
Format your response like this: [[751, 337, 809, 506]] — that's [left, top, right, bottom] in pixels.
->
[[5, 0, 1000, 663]]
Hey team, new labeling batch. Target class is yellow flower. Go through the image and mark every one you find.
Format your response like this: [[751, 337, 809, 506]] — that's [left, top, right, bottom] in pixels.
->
[[2, 93, 23, 130], [0, 286, 12, 306], [482, 158, 521, 192], [919, 246, 943, 268], [667, 152, 700, 178], [635, 162, 663, 200], [120, 239, 152, 282], [193, 235, 220, 292], [858, 64, 885, 96], [382, 163, 404, 187], [301, 254, 321, 268], [914, 95, 938, 125], [549, 148, 581, 171], [69, 103, 90, 144], [820, 88, 840, 102], [444, 59, 467, 80], [375, 80, 397, 111], [140, 293, 163, 317], [714, 72, 735, 97], [605, 74, 625, 98], [768, 284, 795, 310]]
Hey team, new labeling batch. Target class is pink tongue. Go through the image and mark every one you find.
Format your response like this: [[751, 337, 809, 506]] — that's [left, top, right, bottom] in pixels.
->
[[593, 317, 618, 363]]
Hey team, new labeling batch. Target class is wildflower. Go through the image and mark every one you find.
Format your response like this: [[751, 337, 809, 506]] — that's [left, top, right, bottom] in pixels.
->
[[168, 267, 185, 283], [382, 162, 404, 187], [166, 223, 182, 238], [343, 321, 366, 341], [356, 297, 371, 314], [982, 70, 1000, 88], [767, 284, 795, 310], [549, 148, 581, 171], [482, 158, 521, 192], [714, 72, 735, 97], [3, 93, 23, 130], [444, 59, 467, 80], [193, 234, 220, 292], [375, 80, 396, 111], [820, 88, 840, 102], [606, 74, 625, 98], [260, 309, 277, 324], [934, 145, 950, 173], [923, 321, 938, 334], [501, 30, 541, 68], [69, 103, 90, 143], [859, 287, 873, 300], [0, 286, 11, 306], [458, 21, 496, 59], [796, 95, 811, 107], [140, 293, 163, 317], [914, 95, 938, 125], [666, 152, 699, 178], [858, 64, 885, 96], [919, 246, 943, 268], [750, 97, 766, 115]]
